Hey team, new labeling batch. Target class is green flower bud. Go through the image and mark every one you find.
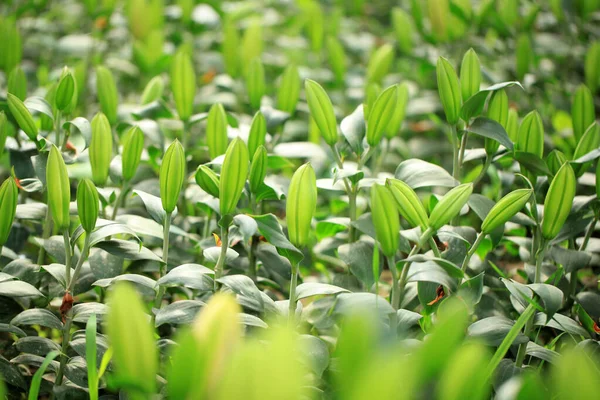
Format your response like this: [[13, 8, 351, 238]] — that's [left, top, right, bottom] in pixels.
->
[[0, 18, 22, 73], [77, 178, 99, 233], [90, 112, 113, 186], [206, 103, 229, 160], [247, 111, 266, 158], [585, 41, 600, 93], [121, 125, 144, 182], [546, 150, 568, 176], [485, 89, 509, 155], [246, 58, 265, 110], [516, 34, 532, 81], [571, 84, 595, 141], [0, 112, 9, 155], [219, 138, 249, 216], [277, 64, 300, 114], [481, 189, 532, 234], [171, 49, 196, 122], [460, 48, 481, 101], [386, 178, 428, 231], [428, 183, 473, 230], [305, 79, 338, 146], [141, 75, 165, 105], [96, 65, 118, 125], [436, 57, 462, 125], [7, 66, 26, 100], [392, 8, 413, 54], [55, 67, 76, 112], [517, 110, 544, 158], [160, 140, 186, 214], [195, 165, 220, 198], [7, 93, 38, 141], [46, 145, 71, 231], [366, 85, 398, 148], [326, 36, 346, 84], [385, 82, 409, 139], [364, 82, 380, 120], [286, 163, 317, 248], [41, 84, 56, 132], [0, 177, 18, 246], [366, 43, 394, 86], [428, 0, 450, 42], [371, 184, 400, 257], [222, 18, 240, 78], [542, 162, 576, 240], [249, 146, 268, 194], [506, 108, 519, 143]]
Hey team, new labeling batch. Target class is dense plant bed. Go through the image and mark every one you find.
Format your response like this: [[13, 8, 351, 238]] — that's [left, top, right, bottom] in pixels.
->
[[0, 0, 599, 398]]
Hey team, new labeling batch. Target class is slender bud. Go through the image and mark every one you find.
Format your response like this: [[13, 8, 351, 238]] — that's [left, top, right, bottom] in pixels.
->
[[571, 84, 595, 141], [371, 184, 400, 257], [77, 178, 99, 233], [0, 177, 18, 246], [171, 50, 196, 122], [89, 112, 113, 186], [277, 64, 300, 114], [286, 163, 317, 248], [246, 58, 265, 110], [460, 48, 481, 101], [121, 125, 144, 182], [249, 146, 268, 194], [542, 163, 576, 240], [481, 189, 532, 234], [485, 89, 509, 155], [55, 67, 77, 112], [428, 183, 473, 230], [517, 110, 544, 158], [46, 145, 71, 231], [366, 85, 398, 148], [7, 93, 38, 141], [96, 65, 118, 124], [247, 111, 266, 158], [366, 43, 394, 86], [206, 103, 228, 160], [160, 140, 186, 214], [305, 79, 338, 146], [195, 165, 220, 198], [7, 66, 26, 100], [546, 150, 568, 177], [436, 57, 462, 125], [386, 179, 428, 231], [219, 138, 249, 216], [0, 112, 9, 155], [385, 82, 409, 139], [141, 76, 165, 105]]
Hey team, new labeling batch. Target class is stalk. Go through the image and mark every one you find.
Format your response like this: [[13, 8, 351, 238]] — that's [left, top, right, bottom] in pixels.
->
[[248, 194, 258, 281], [288, 260, 299, 326], [472, 156, 492, 187], [202, 210, 213, 238], [55, 111, 62, 149], [450, 125, 460, 181], [487, 303, 536, 377], [460, 232, 486, 276], [428, 238, 442, 258], [153, 212, 171, 307], [54, 313, 73, 387], [66, 235, 91, 294], [458, 132, 468, 169], [62, 230, 72, 286], [213, 224, 229, 291], [110, 181, 129, 220], [579, 213, 597, 251], [388, 256, 400, 310], [36, 205, 53, 266], [393, 229, 433, 310]]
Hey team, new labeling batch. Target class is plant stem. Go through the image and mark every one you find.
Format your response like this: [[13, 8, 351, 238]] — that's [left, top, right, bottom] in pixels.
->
[[458, 132, 468, 169], [450, 125, 460, 181], [388, 256, 400, 310], [54, 313, 72, 387], [37, 205, 53, 266], [153, 212, 171, 307], [66, 235, 91, 294], [487, 303, 536, 376], [110, 181, 129, 220], [428, 238, 442, 258], [472, 156, 492, 187], [288, 260, 299, 326], [203, 210, 213, 238], [248, 236, 258, 281], [213, 224, 229, 291], [55, 110, 62, 148], [579, 213, 597, 251], [460, 232, 486, 275], [62, 230, 72, 285]]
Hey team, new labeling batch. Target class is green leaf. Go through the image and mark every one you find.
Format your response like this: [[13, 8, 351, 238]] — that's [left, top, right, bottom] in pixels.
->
[[216, 274, 264, 312], [11, 309, 63, 330], [395, 159, 458, 188], [468, 316, 529, 346], [460, 81, 522, 122], [94, 239, 163, 262], [155, 300, 205, 327], [28, 351, 60, 400], [295, 283, 349, 300], [86, 314, 99, 400], [156, 264, 214, 291], [528, 283, 564, 322], [467, 117, 513, 151]]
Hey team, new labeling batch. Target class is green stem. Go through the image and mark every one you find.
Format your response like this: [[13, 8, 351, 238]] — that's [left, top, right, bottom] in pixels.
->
[[248, 236, 258, 281], [450, 125, 460, 181], [472, 156, 492, 187], [429, 238, 442, 258], [579, 214, 597, 251], [63, 230, 72, 285], [37, 205, 53, 266], [66, 235, 91, 294], [54, 313, 72, 387], [460, 232, 486, 275], [203, 210, 213, 238], [110, 181, 129, 221], [55, 111, 62, 148], [458, 131, 468, 169], [153, 212, 171, 308], [288, 260, 299, 326], [213, 224, 229, 291], [388, 256, 400, 310], [487, 303, 536, 376]]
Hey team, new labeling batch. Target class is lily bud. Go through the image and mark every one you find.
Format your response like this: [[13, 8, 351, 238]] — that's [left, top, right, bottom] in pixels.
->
[[141, 75, 165, 105], [219, 138, 249, 216], [305, 79, 338, 146], [386, 179, 428, 231], [573, 122, 600, 175], [542, 163, 576, 240], [121, 125, 144, 182], [195, 165, 220, 198], [7, 66, 26, 100], [249, 145, 268, 194], [89, 112, 113, 186], [55, 67, 77, 112], [286, 163, 317, 248], [0, 112, 9, 155], [246, 58, 265, 110], [160, 140, 186, 214], [7, 93, 38, 141], [460, 48, 481, 101], [247, 111, 266, 158], [517, 110, 544, 158], [371, 184, 400, 257], [95, 65, 118, 125], [46, 145, 71, 231], [366, 85, 398, 148], [485, 89, 509, 155], [428, 183, 473, 230], [171, 50, 196, 122], [77, 178, 99, 233], [0, 177, 18, 246], [546, 150, 568, 177], [571, 84, 594, 141], [385, 82, 409, 139], [206, 103, 228, 160], [277, 64, 300, 114], [436, 57, 462, 125], [481, 189, 532, 234]]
